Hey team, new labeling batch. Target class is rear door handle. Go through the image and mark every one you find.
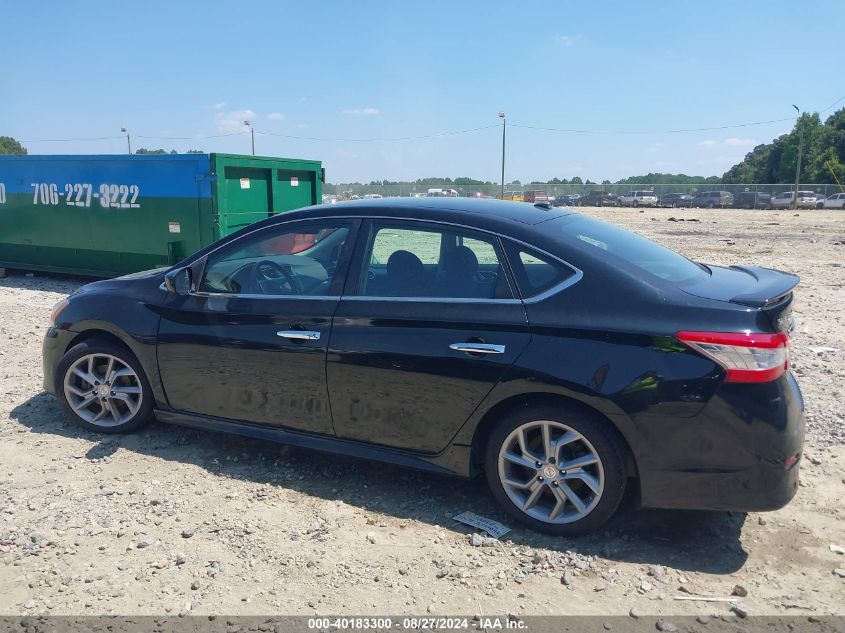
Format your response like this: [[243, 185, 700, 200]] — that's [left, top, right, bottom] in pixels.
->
[[277, 330, 321, 341], [449, 342, 505, 354]]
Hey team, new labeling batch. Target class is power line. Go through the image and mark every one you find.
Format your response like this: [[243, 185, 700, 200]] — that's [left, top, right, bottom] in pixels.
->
[[135, 131, 248, 140], [256, 124, 500, 142], [17, 96, 845, 145], [820, 93, 845, 113], [509, 117, 796, 135], [20, 136, 124, 143]]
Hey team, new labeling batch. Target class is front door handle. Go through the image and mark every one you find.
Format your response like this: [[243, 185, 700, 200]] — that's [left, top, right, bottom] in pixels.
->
[[277, 330, 321, 341], [449, 342, 506, 354]]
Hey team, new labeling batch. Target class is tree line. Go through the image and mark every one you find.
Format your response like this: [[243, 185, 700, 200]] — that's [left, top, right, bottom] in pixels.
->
[[723, 109, 845, 185]]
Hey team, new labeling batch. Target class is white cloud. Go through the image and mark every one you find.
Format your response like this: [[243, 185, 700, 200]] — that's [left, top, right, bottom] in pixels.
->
[[214, 108, 256, 133], [267, 112, 285, 120], [295, 123, 309, 129], [698, 137, 757, 149], [554, 33, 576, 47], [341, 107, 380, 116]]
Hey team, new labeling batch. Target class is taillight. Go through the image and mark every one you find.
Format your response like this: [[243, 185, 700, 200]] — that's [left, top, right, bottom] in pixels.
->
[[676, 331, 789, 383]]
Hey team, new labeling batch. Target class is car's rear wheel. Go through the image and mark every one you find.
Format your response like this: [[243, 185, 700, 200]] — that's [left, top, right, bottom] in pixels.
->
[[57, 338, 154, 433], [484, 405, 626, 536]]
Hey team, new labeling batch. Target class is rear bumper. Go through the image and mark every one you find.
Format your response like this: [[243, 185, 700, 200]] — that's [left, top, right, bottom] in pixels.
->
[[638, 372, 805, 512]]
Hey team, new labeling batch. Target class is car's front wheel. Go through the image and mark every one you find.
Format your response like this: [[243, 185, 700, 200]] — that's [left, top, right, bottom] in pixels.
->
[[484, 405, 626, 536], [57, 338, 154, 433]]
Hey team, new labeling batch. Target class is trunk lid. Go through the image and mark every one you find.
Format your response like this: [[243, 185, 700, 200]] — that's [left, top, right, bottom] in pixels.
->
[[682, 265, 798, 333]]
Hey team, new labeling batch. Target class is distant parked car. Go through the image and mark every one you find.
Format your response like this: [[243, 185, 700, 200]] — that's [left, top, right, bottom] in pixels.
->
[[522, 190, 550, 204], [734, 191, 772, 209], [427, 188, 459, 198], [817, 192, 845, 209], [579, 191, 619, 207], [500, 191, 524, 202], [691, 191, 734, 208], [363, 193, 383, 199], [658, 193, 693, 208], [552, 194, 581, 207], [618, 190, 658, 207], [772, 191, 816, 210]]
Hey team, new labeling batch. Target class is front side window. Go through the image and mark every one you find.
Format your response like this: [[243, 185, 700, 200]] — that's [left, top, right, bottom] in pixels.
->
[[199, 222, 350, 296], [361, 223, 513, 299]]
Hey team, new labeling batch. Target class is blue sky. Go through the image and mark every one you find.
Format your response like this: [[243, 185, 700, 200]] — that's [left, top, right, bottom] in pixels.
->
[[3, 0, 843, 183]]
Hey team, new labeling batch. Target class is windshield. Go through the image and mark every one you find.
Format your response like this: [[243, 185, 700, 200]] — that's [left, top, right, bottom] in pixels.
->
[[559, 215, 707, 284]]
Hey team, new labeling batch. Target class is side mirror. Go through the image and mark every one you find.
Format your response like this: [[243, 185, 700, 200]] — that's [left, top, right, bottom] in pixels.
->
[[164, 267, 192, 295]]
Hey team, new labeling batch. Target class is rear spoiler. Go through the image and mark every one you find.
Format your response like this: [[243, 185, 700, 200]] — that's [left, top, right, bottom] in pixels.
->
[[728, 266, 800, 307]]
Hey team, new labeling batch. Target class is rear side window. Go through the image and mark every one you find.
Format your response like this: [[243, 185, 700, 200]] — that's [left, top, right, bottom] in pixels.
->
[[361, 223, 514, 300], [505, 244, 576, 298], [559, 215, 707, 284]]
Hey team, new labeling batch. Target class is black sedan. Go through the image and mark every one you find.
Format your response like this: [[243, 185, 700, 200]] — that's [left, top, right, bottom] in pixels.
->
[[43, 198, 804, 535], [659, 193, 693, 208], [578, 191, 619, 207]]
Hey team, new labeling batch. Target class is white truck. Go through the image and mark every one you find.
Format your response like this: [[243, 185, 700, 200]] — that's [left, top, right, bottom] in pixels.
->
[[618, 190, 658, 207]]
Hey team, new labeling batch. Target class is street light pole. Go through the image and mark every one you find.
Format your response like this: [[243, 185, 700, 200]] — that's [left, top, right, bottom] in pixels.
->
[[121, 127, 131, 154], [498, 112, 506, 199], [244, 120, 255, 155], [792, 105, 804, 210]]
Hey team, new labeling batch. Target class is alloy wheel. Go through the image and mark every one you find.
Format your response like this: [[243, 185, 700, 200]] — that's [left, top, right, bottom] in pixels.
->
[[497, 420, 605, 524], [62, 353, 143, 427]]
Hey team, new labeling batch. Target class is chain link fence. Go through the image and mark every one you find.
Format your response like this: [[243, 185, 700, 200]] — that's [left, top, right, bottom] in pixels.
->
[[324, 182, 844, 200]]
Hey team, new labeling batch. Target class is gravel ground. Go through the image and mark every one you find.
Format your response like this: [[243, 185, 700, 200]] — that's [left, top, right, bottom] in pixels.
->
[[1, 206, 843, 618]]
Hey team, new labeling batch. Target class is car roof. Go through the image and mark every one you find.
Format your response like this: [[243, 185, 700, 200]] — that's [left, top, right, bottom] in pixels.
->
[[280, 197, 573, 230]]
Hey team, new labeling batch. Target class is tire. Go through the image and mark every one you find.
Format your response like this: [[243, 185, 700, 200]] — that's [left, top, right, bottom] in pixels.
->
[[56, 337, 154, 434], [484, 404, 626, 536]]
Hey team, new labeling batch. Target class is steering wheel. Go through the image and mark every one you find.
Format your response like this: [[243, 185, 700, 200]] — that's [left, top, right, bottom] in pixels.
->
[[250, 260, 303, 295]]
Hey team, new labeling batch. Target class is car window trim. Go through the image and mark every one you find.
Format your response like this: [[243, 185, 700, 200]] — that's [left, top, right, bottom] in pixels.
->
[[501, 238, 584, 303], [343, 217, 520, 303], [189, 218, 361, 300], [174, 212, 583, 303]]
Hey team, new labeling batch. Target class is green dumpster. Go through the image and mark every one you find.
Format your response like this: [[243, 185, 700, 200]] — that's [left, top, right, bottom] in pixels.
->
[[0, 153, 323, 277]]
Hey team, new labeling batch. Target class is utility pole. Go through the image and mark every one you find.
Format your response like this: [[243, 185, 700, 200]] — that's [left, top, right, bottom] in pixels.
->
[[244, 120, 255, 156], [121, 127, 131, 154], [792, 105, 804, 210], [498, 112, 506, 199]]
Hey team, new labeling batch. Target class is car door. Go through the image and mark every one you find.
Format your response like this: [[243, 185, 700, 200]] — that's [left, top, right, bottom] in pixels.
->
[[156, 218, 360, 434], [327, 219, 531, 453]]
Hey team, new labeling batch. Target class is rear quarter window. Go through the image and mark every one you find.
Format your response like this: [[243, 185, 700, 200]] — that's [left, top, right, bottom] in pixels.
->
[[505, 243, 577, 298]]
